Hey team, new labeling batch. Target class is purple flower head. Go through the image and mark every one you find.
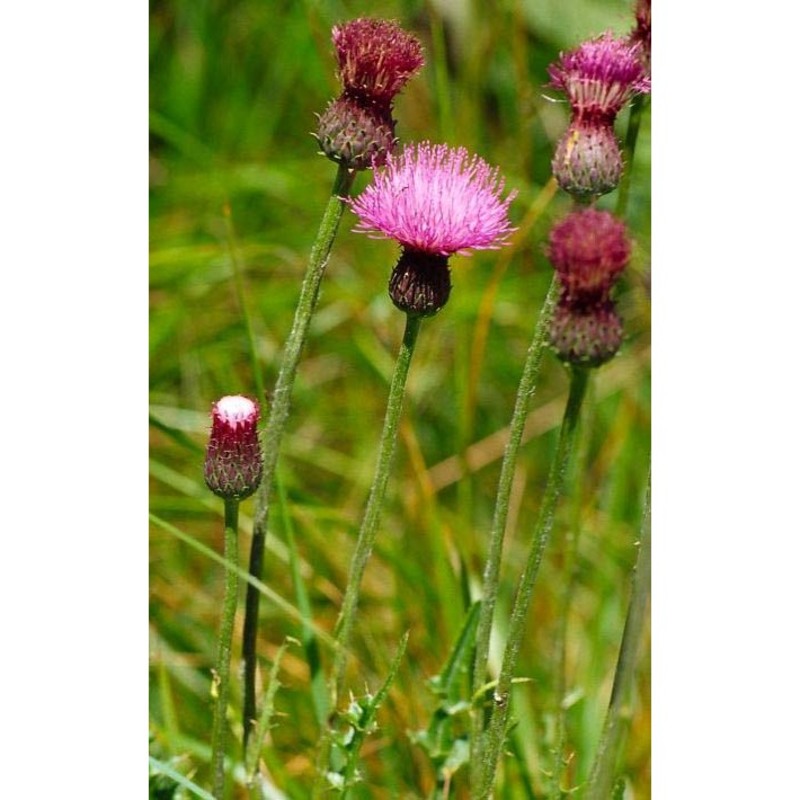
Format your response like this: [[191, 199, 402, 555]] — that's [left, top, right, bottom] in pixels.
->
[[547, 208, 630, 302], [333, 18, 424, 106], [548, 32, 651, 121], [317, 19, 424, 170], [349, 142, 517, 257], [546, 209, 631, 367], [204, 395, 263, 501]]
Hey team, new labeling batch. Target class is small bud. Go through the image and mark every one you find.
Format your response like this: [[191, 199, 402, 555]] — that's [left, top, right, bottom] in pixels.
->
[[552, 120, 623, 199], [204, 395, 263, 501], [316, 95, 396, 170], [388, 248, 452, 317]]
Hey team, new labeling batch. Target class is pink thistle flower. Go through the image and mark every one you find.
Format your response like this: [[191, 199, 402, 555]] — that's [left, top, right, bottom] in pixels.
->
[[350, 142, 516, 257], [204, 395, 263, 501], [546, 209, 631, 367], [548, 32, 650, 122], [333, 18, 424, 106], [349, 142, 516, 317]]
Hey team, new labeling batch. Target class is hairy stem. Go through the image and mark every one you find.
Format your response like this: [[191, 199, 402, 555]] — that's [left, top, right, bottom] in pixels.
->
[[476, 367, 589, 799], [242, 164, 355, 749], [469, 277, 558, 785], [331, 313, 422, 701], [211, 498, 240, 799]]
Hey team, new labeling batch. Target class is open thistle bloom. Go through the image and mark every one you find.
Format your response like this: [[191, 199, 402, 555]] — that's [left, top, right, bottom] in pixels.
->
[[547, 208, 631, 367], [349, 141, 516, 317], [204, 395, 263, 500], [316, 18, 424, 171], [548, 32, 650, 198]]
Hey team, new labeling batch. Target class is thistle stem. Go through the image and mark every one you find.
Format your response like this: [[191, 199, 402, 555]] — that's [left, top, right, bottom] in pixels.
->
[[331, 313, 423, 703], [242, 163, 355, 749], [583, 472, 651, 800], [469, 276, 558, 785], [211, 498, 240, 799], [476, 367, 590, 799], [615, 94, 647, 218]]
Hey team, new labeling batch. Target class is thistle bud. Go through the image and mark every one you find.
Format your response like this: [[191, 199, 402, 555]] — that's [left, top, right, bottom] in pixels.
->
[[315, 19, 424, 170], [204, 395, 263, 501], [547, 32, 650, 198], [552, 121, 623, 200], [547, 208, 630, 302], [546, 209, 631, 367]]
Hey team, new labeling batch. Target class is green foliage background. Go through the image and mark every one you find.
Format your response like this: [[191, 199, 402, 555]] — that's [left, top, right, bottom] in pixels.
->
[[149, 0, 650, 796]]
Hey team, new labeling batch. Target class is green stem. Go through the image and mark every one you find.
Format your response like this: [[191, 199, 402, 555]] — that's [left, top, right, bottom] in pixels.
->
[[469, 277, 557, 785], [615, 94, 647, 218], [583, 472, 651, 800], [211, 498, 240, 800], [331, 313, 423, 703], [476, 367, 590, 799], [242, 163, 355, 750]]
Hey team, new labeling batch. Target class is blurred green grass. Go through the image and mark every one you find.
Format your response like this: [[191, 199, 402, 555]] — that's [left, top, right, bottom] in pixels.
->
[[150, 0, 650, 797]]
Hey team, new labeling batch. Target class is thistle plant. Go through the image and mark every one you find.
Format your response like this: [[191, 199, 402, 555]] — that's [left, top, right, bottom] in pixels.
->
[[475, 210, 634, 798], [241, 18, 424, 752], [316, 142, 515, 791], [548, 32, 650, 200], [203, 395, 263, 799], [150, 4, 651, 796]]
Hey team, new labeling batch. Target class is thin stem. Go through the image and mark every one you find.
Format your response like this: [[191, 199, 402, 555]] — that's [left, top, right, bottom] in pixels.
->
[[583, 471, 651, 800], [331, 313, 423, 702], [312, 317, 420, 797], [615, 94, 647, 219], [242, 163, 355, 749], [211, 498, 240, 800], [476, 367, 590, 799], [469, 276, 558, 785]]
